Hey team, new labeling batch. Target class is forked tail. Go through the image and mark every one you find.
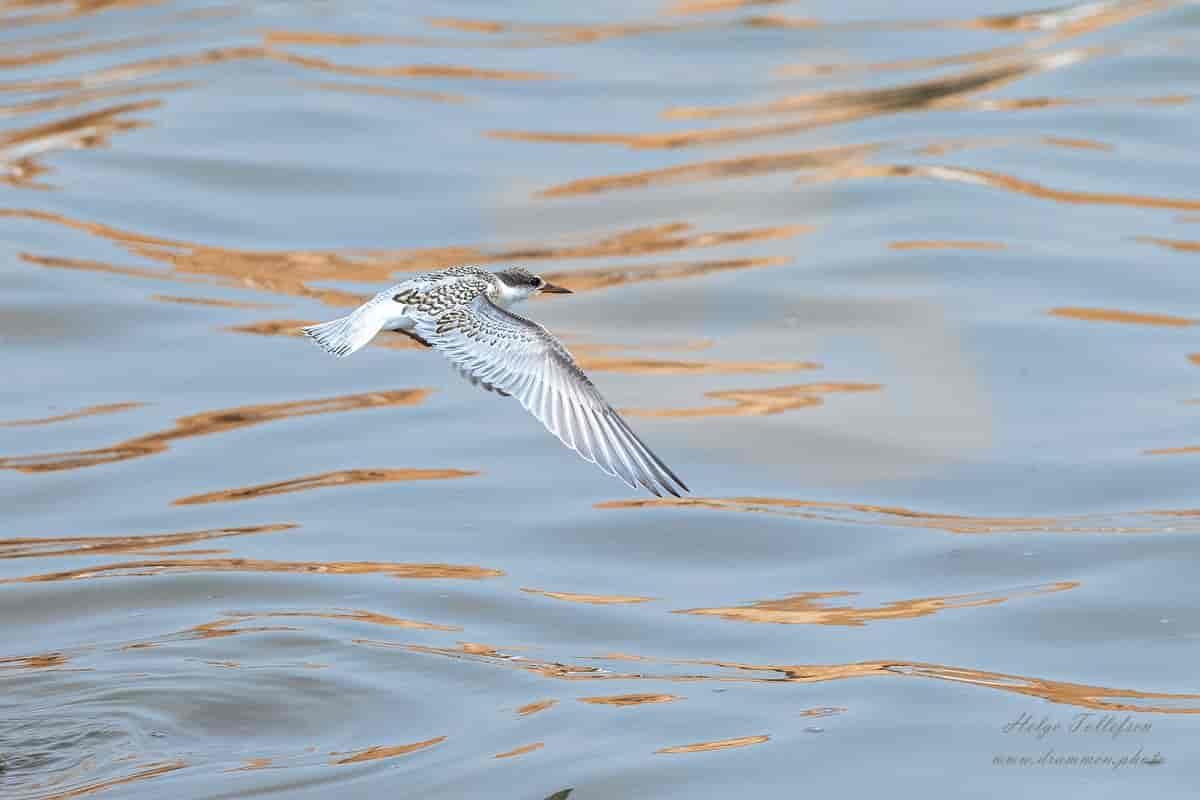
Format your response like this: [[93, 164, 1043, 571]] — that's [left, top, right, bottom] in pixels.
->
[[302, 302, 387, 358]]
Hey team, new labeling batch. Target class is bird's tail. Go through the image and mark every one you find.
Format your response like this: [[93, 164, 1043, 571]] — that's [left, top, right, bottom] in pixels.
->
[[302, 302, 387, 358]]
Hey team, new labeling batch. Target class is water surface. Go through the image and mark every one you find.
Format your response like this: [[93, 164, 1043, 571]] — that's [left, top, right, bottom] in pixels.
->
[[4, 0, 1200, 796]]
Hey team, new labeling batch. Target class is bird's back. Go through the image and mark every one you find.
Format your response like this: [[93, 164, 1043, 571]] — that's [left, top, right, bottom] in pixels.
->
[[391, 266, 494, 318]]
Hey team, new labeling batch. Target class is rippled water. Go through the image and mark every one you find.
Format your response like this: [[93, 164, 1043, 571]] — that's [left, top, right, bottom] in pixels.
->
[[4, 0, 1200, 796]]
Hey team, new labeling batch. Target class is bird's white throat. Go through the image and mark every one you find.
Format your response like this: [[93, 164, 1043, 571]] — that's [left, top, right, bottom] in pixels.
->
[[491, 280, 536, 308]]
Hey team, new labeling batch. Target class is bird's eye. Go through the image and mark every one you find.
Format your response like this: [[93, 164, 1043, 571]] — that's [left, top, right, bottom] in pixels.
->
[[535, 278, 545, 289]]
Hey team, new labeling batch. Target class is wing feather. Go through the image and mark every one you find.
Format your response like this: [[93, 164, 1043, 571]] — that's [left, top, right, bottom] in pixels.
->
[[417, 296, 688, 497]]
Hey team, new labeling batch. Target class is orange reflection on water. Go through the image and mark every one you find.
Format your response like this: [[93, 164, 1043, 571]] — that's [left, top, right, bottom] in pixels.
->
[[20, 252, 210, 285], [0, 0, 167, 26], [657, 735, 768, 754], [0, 401, 143, 427], [332, 737, 446, 765], [775, 44, 1023, 79], [0, 32, 162, 70], [1138, 94, 1191, 106], [0, 38, 556, 117], [1043, 135, 1114, 151], [517, 699, 557, 716], [542, 254, 796, 295], [0, 79, 188, 120], [575, 354, 818, 376], [2, 558, 503, 584], [883, 662, 1200, 714], [488, 118, 822, 151], [150, 294, 279, 309], [172, 468, 478, 506], [742, 0, 1169, 50], [914, 132, 1113, 157], [402, 642, 600, 680], [915, 135, 1016, 156], [1, 100, 157, 188], [668, 659, 1200, 714], [676, 582, 1077, 626], [484, 18, 697, 44], [34, 760, 188, 800], [968, 96, 1084, 111], [1144, 445, 1200, 456], [1137, 235, 1200, 253], [800, 706, 845, 718], [580, 693, 680, 706], [490, 55, 1067, 151], [510, 222, 809, 263], [672, 59, 1042, 121], [0, 45, 263, 94], [425, 18, 507, 34], [184, 615, 300, 641], [596, 497, 1200, 535], [0, 523, 296, 561], [377, 638, 1200, 713], [261, 30, 444, 47], [494, 742, 544, 759], [272, 18, 705, 49], [1049, 307, 1195, 326], [808, 164, 1200, 213], [889, 240, 1005, 251], [742, 14, 828, 29], [538, 146, 872, 197], [0, 389, 429, 473], [961, 0, 1169, 39], [0, 651, 69, 670], [267, 49, 555, 82], [8, 210, 809, 307], [221, 609, 461, 632], [306, 80, 467, 105], [6, 212, 827, 423], [521, 588, 654, 605], [667, 0, 788, 13], [623, 382, 881, 418]]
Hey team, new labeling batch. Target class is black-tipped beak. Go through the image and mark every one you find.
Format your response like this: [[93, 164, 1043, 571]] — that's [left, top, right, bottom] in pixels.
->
[[540, 282, 573, 294]]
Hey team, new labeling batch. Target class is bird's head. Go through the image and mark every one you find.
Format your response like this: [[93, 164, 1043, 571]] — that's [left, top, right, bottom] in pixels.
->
[[494, 267, 572, 305]]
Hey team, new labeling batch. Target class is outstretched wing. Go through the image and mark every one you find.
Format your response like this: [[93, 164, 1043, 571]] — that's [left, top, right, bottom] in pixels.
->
[[416, 296, 689, 497]]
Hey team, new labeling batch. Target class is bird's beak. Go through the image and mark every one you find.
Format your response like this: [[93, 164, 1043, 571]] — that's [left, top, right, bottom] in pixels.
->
[[540, 282, 573, 294]]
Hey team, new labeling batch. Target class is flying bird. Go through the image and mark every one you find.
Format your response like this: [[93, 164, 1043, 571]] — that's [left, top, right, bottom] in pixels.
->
[[302, 265, 688, 497]]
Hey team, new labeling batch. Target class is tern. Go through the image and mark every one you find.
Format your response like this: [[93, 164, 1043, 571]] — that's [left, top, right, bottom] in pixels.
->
[[302, 265, 689, 497]]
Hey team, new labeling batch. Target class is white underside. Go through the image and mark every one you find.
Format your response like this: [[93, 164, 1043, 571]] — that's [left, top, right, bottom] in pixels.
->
[[383, 315, 417, 332]]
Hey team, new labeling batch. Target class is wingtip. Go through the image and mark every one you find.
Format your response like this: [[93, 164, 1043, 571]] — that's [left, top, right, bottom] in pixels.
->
[[641, 479, 663, 498], [604, 411, 688, 500], [656, 463, 689, 496]]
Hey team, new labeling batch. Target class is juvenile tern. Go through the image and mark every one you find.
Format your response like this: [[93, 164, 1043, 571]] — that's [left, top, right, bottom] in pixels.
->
[[302, 265, 689, 497]]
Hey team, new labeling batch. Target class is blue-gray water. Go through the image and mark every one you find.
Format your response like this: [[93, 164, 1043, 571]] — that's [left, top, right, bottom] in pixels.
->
[[4, 1, 1200, 797]]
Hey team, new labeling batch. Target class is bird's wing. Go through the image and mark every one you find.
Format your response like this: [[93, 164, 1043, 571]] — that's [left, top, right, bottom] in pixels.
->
[[416, 296, 688, 497]]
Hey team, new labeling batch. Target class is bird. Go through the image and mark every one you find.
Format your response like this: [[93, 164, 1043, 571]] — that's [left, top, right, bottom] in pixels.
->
[[301, 265, 689, 497]]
